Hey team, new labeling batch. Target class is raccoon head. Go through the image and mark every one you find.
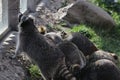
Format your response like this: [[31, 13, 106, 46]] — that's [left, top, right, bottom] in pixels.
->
[[18, 13, 37, 32], [19, 14, 34, 26]]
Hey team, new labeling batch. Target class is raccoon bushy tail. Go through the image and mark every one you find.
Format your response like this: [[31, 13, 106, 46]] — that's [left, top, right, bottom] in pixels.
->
[[58, 64, 76, 80]]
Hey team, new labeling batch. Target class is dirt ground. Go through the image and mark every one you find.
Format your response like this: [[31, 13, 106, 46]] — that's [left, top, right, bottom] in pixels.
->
[[0, 32, 26, 80]]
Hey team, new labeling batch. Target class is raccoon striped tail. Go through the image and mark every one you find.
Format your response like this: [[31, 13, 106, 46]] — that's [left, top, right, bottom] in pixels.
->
[[58, 64, 76, 80]]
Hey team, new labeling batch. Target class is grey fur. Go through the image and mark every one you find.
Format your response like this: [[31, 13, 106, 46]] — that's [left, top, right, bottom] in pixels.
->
[[44, 32, 63, 46], [57, 41, 86, 73], [88, 50, 118, 64], [44, 32, 87, 69], [63, 32, 98, 56]]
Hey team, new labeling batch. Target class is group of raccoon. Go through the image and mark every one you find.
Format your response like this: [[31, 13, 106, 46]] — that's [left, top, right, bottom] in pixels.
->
[[13, 14, 120, 80]]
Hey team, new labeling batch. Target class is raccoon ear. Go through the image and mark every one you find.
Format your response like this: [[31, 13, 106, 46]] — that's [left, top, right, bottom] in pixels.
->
[[111, 53, 118, 60], [18, 12, 23, 22]]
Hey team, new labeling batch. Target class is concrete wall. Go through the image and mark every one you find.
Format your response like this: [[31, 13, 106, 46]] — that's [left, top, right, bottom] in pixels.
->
[[27, 0, 41, 12], [8, 0, 20, 31], [2, 0, 8, 26]]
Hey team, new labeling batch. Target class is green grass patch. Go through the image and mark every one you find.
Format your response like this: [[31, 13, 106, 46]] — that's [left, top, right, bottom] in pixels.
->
[[28, 64, 42, 80]]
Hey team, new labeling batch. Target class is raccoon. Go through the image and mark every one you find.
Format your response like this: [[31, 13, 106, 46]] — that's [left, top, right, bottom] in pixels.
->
[[87, 50, 119, 64], [80, 50, 120, 80], [14, 14, 76, 80], [81, 59, 120, 80], [43, 32, 85, 78], [57, 41, 86, 77]]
